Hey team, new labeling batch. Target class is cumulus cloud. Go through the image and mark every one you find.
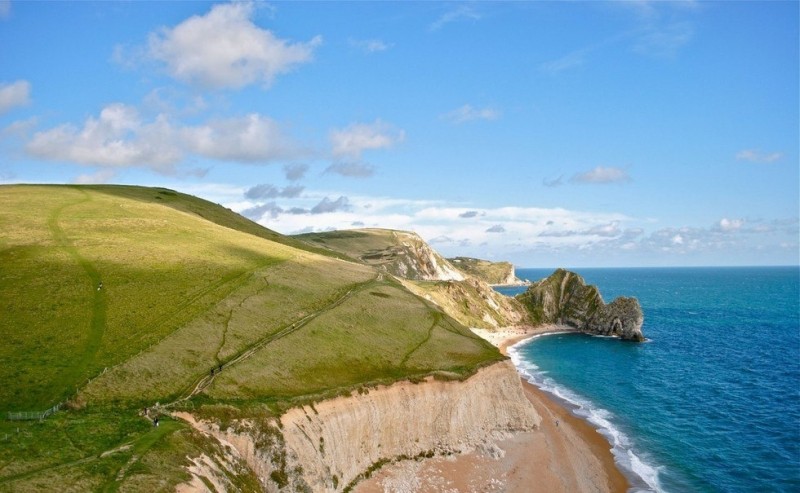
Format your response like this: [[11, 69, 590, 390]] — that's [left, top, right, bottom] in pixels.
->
[[284, 163, 308, 181], [736, 149, 784, 164], [0, 80, 31, 114], [349, 38, 391, 54], [143, 2, 321, 89], [325, 162, 375, 178], [570, 166, 631, 184], [244, 183, 304, 200], [181, 113, 298, 162], [330, 120, 404, 159], [485, 224, 506, 233], [25, 104, 300, 173], [26, 104, 181, 171], [441, 105, 500, 124]]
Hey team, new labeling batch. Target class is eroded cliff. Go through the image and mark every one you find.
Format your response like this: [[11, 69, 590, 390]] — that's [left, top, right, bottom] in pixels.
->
[[517, 269, 645, 341], [176, 361, 539, 492]]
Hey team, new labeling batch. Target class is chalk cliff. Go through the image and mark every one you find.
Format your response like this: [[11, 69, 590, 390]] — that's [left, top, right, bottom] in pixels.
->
[[176, 361, 538, 492], [517, 269, 645, 341], [448, 257, 526, 285]]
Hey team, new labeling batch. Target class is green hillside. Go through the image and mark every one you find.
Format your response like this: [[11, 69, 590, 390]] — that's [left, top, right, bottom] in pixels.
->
[[0, 185, 502, 491]]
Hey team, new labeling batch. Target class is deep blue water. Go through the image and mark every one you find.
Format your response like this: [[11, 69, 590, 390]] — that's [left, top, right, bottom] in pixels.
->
[[501, 267, 800, 492]]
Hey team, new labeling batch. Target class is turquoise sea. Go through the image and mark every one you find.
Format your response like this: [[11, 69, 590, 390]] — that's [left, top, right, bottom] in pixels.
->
[[497, 267, 800, 492]]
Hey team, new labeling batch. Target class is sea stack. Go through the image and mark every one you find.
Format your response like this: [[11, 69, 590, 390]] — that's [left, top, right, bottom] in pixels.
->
[[517, 269, 645, 341]]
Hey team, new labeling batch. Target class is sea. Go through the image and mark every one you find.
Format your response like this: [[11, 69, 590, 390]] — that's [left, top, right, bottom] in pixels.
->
[[495, 267, 800, 493]]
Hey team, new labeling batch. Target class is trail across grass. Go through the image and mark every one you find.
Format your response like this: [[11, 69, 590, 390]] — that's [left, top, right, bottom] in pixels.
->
[[45, 190, 108, 407]]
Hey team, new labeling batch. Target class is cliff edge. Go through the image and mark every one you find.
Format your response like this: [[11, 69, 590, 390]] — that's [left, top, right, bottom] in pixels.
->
[[448, 257, 526, 285], [517, 269, 645, 341]]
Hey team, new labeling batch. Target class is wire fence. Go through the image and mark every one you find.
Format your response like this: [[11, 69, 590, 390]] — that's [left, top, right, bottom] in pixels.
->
[[6, 403, 62, 422]]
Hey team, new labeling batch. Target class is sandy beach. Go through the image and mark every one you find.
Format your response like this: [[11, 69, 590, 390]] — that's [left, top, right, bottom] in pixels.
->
[[355, 325, 629, 493]]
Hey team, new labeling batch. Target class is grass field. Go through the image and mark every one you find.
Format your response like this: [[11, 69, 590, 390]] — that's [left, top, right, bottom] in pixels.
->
[[0, 185, 504, 491]]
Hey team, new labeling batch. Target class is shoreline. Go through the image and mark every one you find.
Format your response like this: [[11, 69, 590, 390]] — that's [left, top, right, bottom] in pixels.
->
[[355, 325, 629, 493]]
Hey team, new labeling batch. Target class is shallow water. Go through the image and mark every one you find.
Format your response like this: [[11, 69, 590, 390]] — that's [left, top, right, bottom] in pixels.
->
[[502, 267, 800, 492]]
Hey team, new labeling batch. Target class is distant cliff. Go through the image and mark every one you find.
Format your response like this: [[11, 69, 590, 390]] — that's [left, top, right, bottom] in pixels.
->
[[295, 229, 465, 281], [448, 257, 526, 285], [517, 269, 645, 341]]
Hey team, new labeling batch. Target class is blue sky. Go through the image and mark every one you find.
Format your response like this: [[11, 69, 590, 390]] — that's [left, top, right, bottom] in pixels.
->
[[0, 1, 797, 267]]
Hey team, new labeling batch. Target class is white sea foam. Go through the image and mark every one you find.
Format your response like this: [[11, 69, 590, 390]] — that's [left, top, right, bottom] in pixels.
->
[[508, 336, 665, 492]]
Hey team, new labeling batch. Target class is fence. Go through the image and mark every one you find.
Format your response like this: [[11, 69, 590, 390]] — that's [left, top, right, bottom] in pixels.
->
[[6, 403, 61, 421]]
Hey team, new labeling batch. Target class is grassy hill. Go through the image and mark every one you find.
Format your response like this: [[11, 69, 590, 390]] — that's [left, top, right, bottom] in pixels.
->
[[0, 185, 502, 491]]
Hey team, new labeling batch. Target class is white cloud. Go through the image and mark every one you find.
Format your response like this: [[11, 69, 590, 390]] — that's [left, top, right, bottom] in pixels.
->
[[718, 218, 744, 232], [181, 113, 299, 162], [349, 38, 392, 54], [735, 149, 784, 164], [441, 104, 500, 124], [0, 80, 31, 114], [26, 104, 182, 171], [330, 120, 404, 159], [73, 169, 117, 185], [430, 5, 481, 31], [25, 103, 300, 173], [144, 2, 321, 89], [570, 166, 631, 184]]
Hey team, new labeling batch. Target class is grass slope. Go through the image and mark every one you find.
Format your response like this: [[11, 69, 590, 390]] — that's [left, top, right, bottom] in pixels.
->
[[448, 257, 516, 285], [0, 185, 502, 491]]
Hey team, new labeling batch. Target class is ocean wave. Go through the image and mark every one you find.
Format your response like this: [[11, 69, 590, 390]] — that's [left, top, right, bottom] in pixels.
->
[[508, 337, 664, 492]]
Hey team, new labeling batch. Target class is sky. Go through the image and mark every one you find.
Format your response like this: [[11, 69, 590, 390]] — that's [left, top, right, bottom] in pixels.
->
[[0, 0, 797, 267]]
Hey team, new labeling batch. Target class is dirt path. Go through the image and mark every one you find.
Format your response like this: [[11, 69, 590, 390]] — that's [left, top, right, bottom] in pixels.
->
[[47, 189, 107, 403], [166, 275, 381, 406]]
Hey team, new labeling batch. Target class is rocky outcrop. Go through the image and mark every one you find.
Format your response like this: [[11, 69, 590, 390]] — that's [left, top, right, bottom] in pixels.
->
[[177, 361, 539, 492], [448, 257, 526, 285], [517, 269, 645, 341]]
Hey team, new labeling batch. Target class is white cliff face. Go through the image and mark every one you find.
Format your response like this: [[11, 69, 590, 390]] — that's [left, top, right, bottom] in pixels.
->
[[176, 361, 538, 492], [280, 360, 538, 491]]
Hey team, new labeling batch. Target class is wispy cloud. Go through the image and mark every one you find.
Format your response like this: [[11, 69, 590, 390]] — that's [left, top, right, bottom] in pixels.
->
[[570, 166, 631, 184], [441, 104, 500, 124], [542, 175, 564, 188], [736, 149, 784, 164], [0, 0, 10, 19], [0, 80, 31, 114], [73, 169, 117, 185], [118, 1, 321, 90], [429, 5, 481, 31], [325, 162, 376, 178], [349, 38, 392, 54]]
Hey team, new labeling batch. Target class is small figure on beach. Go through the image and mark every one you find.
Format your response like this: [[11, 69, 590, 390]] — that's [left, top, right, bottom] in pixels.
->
[[556, 419, 559, 427]]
